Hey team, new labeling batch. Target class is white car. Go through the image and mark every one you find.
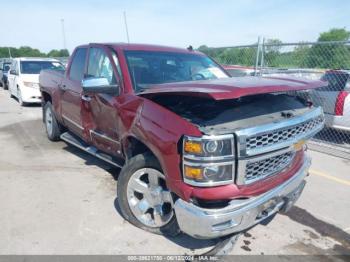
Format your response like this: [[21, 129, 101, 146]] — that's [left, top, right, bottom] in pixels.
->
[[7, 58, 64, 106]]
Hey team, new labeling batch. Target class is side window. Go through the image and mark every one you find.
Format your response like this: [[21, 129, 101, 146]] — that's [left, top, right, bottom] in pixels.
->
[[69, 48, 87, 82], [320, 73, 349, 91], [11, 61, 18, 74], [87, 48, 117, 85]]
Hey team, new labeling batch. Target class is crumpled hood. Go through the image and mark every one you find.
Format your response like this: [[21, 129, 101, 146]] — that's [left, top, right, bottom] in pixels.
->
[[138, 76, 326, 100]]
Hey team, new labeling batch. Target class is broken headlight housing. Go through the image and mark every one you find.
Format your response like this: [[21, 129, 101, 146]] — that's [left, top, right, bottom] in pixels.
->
[[182, 134, 235, 186]]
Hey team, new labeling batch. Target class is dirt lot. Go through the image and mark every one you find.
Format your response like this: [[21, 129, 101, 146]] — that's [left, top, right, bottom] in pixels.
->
[[0, 88, 350, 256]]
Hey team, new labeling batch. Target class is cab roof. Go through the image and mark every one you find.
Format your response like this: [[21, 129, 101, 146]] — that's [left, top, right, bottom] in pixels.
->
[[13, 57, 60, 62], [78, 43, 204, 55]]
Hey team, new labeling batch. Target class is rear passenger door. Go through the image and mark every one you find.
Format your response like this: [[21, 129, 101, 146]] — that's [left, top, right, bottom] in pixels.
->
[[61, 47, 88, 138]]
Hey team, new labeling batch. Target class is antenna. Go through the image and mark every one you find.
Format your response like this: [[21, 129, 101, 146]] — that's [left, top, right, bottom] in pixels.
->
[[61, 18, 67, 50], [123, 11, 130, 43]]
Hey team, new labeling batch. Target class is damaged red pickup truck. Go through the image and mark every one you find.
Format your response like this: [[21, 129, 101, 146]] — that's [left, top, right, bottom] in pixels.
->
[[39, 43, 325, 239]]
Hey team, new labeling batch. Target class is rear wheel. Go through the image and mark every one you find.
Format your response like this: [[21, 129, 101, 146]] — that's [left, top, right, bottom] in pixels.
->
[[44, 102, 61, 141], [117, 153, 180, 237]]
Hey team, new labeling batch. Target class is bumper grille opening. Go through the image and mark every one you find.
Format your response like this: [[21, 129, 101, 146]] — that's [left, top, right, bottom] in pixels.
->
[[192, 198, 231, 209], [245, 151, 295, 184]]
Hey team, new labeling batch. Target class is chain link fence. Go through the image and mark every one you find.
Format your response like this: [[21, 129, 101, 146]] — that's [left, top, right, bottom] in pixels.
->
[[200, 40, 350, 157]]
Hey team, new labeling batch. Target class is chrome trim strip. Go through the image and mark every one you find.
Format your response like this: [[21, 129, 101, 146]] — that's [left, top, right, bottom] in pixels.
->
[[235, 107, 324, 157], [89, 129, 120, 145], [62, 115, 84, 130]]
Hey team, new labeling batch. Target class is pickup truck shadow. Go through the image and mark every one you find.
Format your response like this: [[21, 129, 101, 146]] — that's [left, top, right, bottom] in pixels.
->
[[62, 145, 221, 251], [62, 145, 121, 180], [284, 206, 350, 254]]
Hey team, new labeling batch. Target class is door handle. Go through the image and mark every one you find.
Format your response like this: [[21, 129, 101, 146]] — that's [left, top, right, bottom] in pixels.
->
[[81, 94, 92, 102], [58, 84, 67, 91]]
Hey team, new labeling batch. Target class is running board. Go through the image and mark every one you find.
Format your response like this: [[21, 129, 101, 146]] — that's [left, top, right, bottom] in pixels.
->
[[60, 132, 123, 168]]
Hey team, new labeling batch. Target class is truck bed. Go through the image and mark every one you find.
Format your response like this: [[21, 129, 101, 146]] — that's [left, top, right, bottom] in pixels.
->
[[39, 69, 65, 93]]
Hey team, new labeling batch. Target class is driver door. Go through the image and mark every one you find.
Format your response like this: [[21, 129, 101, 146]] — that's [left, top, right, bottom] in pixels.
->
[[82, 46, 122, 157]]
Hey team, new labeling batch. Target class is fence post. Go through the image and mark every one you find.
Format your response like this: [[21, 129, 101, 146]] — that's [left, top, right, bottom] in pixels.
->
[[260, 37, 265, 75], [254, 36, 261, 76]]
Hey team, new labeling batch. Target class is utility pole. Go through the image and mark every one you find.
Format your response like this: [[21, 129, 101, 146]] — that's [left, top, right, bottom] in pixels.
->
[[61, 18, 67, 50], [123, 11, 130, 43], [8, 47, 12, 58]]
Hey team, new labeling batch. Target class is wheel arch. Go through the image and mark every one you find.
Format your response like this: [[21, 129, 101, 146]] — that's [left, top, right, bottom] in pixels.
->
[[123, 135, 158, 161]]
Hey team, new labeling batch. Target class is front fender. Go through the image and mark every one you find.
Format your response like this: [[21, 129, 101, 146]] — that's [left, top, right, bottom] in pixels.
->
[[120, 96, 202, 199]]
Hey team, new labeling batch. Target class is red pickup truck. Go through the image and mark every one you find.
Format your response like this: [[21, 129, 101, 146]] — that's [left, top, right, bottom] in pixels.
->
[[39, 43, 325, 239]]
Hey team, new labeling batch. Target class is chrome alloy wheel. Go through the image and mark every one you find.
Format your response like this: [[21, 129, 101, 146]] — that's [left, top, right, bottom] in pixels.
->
[[127, 168, 174, 228], [45, 107, 53, 137]]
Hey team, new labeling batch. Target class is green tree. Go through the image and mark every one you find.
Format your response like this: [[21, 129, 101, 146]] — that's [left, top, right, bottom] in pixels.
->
[[264, 39, 282, 67], [306, 28, 350, 69], [318, 28, 350, 42], [292, 44, 311, 68], [198, 45, 257, 66], [0, 46, 69, 58], [47, 49, 70, 57]]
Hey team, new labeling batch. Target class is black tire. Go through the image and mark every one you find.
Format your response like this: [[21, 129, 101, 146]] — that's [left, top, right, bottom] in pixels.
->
[[43, 102, 61, 141], [17, 88, 26, 106], [9, 89, 14, 98], [117, 153, 180, 237]]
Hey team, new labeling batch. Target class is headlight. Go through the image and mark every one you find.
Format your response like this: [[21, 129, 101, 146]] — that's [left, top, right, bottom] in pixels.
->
[[183, 135, 233, 158], [23, 82, 39, 88], [182, 134, 235, 186], [183, 163, 233, 185]]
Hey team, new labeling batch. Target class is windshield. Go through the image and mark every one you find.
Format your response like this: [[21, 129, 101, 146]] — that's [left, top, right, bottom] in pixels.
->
[[124, 51, 229, 92], [20, 61, 65, 74]]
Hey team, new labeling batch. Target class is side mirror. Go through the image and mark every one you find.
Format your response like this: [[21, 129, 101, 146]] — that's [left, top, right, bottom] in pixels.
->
[[82, 77, 119, 95], [10, 69, 17, 75]]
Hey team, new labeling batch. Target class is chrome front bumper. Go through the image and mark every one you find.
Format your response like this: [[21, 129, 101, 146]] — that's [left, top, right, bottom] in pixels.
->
[[174, 156, 311, 239]]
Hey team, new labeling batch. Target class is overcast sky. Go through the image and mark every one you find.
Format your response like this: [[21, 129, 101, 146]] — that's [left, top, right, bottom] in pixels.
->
[[1, 0, 349, 52]]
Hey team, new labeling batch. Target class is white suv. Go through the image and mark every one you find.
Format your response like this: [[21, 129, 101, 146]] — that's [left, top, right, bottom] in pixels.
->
[[8, 58, 64, 106]]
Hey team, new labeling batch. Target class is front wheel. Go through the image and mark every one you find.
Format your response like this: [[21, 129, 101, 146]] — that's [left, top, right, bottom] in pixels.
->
[[117, 153, 180, 237], [44, 102, 61, 141]]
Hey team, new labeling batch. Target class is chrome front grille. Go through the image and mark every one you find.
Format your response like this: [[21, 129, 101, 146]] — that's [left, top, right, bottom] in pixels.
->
[[235, 107, 324, 185], [235, 107, 325, 157], [246, 116, 324, 152], [244, 151, 295, 184]]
